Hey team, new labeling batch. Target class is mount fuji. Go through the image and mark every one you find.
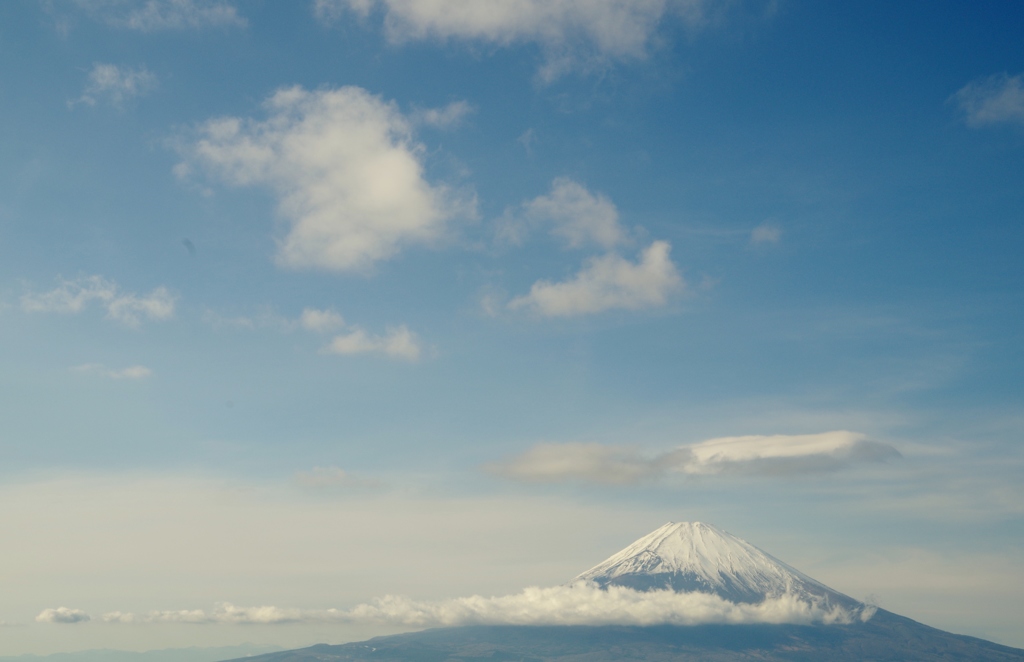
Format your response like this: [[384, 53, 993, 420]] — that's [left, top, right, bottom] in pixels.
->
[[574, 521, 862, 612], [227, 522, 1024, 661]]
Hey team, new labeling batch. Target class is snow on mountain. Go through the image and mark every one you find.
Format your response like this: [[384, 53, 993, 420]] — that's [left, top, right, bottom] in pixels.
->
[[573, 522, 861, 610]]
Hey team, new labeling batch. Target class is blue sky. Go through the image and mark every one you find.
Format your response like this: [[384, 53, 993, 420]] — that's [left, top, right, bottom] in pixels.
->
[[1, 0, 1023, 655]]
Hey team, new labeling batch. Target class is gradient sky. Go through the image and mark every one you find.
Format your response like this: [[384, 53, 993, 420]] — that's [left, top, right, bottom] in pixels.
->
[[2, 0, 1023, 655]]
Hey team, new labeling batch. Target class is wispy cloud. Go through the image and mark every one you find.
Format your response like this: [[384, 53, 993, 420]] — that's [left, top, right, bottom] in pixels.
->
[[71, 363, 152, 380], [85, 0, 246, 31], [36, 607, 90, 624], [953, 73, 1024, 127], [299, 307, 346, 333], [314, 0, 717, 81], [88, 583, 868, 627], [750, 222, 781, 245], [411, 100, 474, 129], [486, 442, 674, 485], [179, 85, 475, 273], [489, 431, 901, 485], [72, 63, 157, 108], [21, 275, 176, 327], [203, 306, 423, 361], [509, 241, 683, 316]]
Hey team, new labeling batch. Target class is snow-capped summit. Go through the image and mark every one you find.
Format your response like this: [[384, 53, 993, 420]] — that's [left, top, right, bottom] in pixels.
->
[[574, 522, 859, 608]]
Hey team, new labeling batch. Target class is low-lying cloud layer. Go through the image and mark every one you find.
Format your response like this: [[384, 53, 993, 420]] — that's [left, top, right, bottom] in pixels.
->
[[36, 607, 90, 624], [48, 583, 871, 628], [490, 431, 901, 485]]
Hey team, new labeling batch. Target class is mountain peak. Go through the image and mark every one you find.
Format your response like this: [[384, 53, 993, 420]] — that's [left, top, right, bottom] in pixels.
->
[[574, 521, 859, 608]]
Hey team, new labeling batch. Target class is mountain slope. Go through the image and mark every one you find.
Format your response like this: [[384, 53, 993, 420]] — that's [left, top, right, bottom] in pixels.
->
[[225, 612, 1024, 662]]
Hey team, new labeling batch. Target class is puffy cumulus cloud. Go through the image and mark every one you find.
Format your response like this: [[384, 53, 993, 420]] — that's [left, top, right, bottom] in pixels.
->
[[323, 326, 422, 361], [180, 86, 474, 272], [503, 178, 626, 249], [314, 0, 711, 80], [491, 431, 900, 485], [71, 363, 152, 380], [954, 73, 1024, 127], [76, 0, 247, 31], [100, 584, 869, 628], [21, 275, 175, 327], [509, 241, 682, 316], [750, 222, 781, 245], [36, 607, 91, 624], [72, 63, 157, 108]]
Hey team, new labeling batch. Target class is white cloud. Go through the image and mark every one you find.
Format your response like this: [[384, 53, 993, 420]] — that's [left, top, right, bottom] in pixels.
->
[[36, 607, 90, 624], [299, 307, 346, 333], [750, 222, 780, 245], [323, 325, 422, 361], [21, 276, 176, 327], [97, 584, 867, 627], [518, 178, 626, 249], [509, 240, 682, 316], [97, 0, 246, 31], [491, 431, 901, 484], [314, 0, 711, 80], [954, 73, 1024, 127], [180, 85, 474, 272], [685, 431, 902, 475], [73, 63, 157, 108], [202, 306, 422, 360], [71, 363, 153, 380], [411, 100, 474, 128]]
